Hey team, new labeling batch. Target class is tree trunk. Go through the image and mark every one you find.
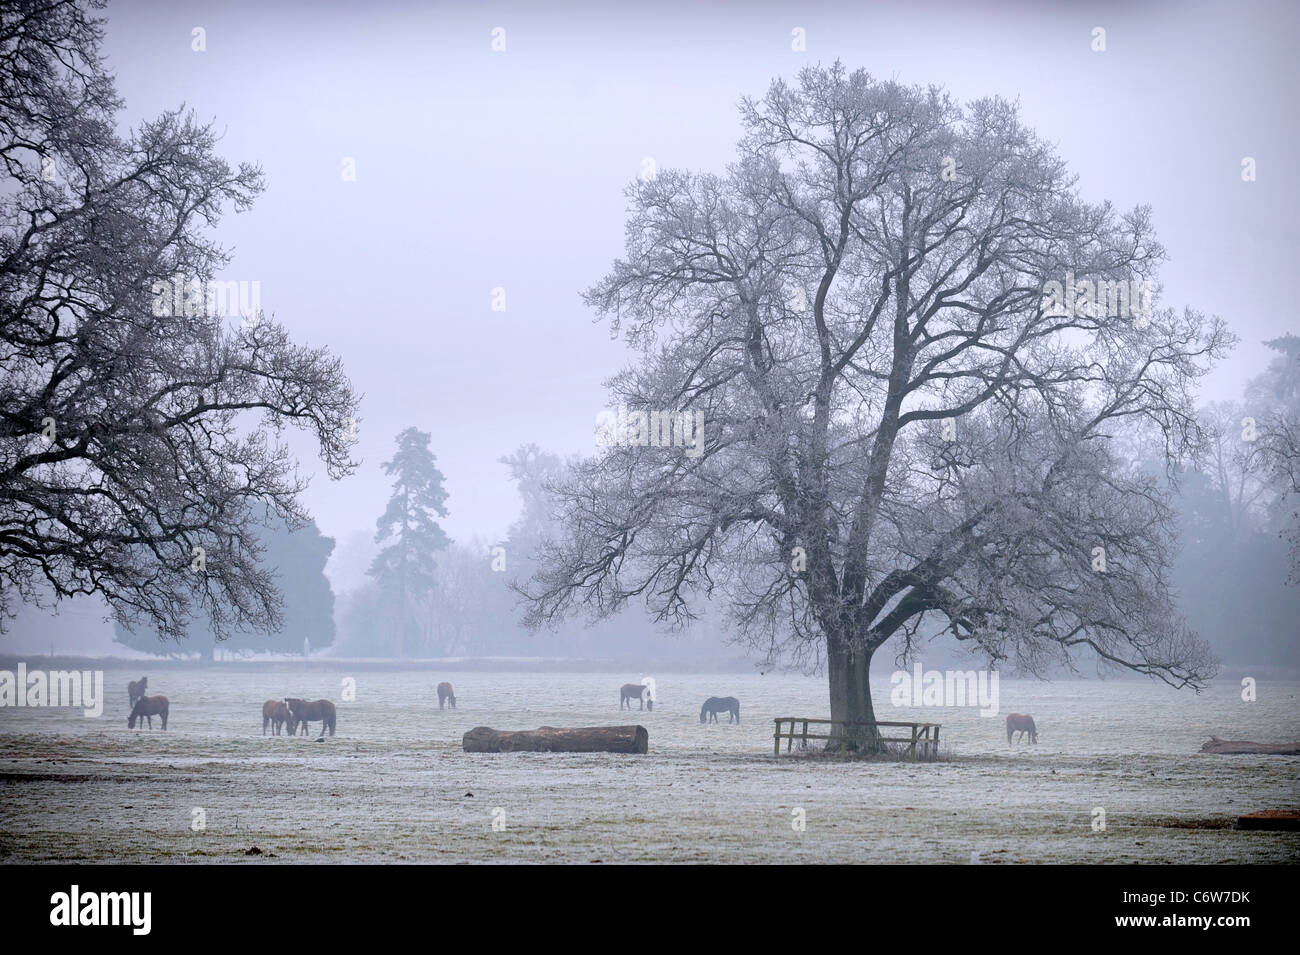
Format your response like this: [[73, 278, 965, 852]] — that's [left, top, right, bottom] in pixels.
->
[[826, 634, 881, 752], [463, 725, 649, 754]]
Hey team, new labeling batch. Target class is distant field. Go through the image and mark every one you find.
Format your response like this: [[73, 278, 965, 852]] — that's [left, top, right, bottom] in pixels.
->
[[1, 669, 1296, 863]]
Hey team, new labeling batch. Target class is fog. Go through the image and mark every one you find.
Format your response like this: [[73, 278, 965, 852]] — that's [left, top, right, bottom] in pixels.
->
[[4, 0, 1298, 673]]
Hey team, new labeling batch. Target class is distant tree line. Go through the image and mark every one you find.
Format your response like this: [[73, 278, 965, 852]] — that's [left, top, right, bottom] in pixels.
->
[[1168, 335, 1300, 670], [113, 507, 336, 659]]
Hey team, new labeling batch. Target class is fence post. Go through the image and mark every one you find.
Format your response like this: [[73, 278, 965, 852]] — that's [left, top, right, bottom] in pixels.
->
[[910, 724, 918, 761], [773, 719, 781, 757]]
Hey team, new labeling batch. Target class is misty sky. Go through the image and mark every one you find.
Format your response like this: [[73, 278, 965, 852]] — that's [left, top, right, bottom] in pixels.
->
[[96, 0, 1300, 570]]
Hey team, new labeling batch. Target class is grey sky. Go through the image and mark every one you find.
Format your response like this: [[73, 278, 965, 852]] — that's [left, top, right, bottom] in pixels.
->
[[100, 0, 1300, 557]]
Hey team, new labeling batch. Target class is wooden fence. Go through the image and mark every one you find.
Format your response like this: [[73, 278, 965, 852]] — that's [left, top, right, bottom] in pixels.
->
[[773, 717, 941, 760]]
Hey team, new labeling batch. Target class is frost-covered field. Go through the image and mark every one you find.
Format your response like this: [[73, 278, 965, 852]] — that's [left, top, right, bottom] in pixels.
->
[[1, 668, 1296, 863]]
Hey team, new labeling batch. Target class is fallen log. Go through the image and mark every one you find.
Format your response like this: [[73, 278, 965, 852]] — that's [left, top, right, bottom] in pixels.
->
[[1200, 736, 1300, 755], [1237, 811, 1300, 831], [463, 725, 648, 754]]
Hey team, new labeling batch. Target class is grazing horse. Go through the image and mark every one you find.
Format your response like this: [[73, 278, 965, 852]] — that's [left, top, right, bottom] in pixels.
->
[[620, 683, 652, 711], [437, 682, 456, 710], [127, 676, 147, 709], [285, 698, 336, 738], [127, 695, 169, 730], [1006, 713, 1038, 744], [700, 697, 740, 724], [262, 699, 291, 735]]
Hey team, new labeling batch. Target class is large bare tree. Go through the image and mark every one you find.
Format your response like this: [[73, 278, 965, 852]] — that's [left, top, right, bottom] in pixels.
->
[[522, 64, 1228, 747], [1, 0, 359, 643]]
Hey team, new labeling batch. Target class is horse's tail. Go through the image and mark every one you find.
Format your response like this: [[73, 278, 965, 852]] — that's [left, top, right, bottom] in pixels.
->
[[328, 706, 336, 736]]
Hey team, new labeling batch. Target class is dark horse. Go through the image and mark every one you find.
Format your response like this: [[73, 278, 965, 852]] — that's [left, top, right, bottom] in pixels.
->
[[1006, 713, 1038, 744], [437, 682, 456, 710], [620, 683, 652, 710], [127, 695, 169, 730], [700, 697, 740, 724], [127, 676, 147, 709], [286, 698, 336, 738], [262, 699, 291, 735]]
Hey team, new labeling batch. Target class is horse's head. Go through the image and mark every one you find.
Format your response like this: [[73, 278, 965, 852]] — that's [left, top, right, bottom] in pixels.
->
[[1031, 728, 1038, 744], [127, 704, 137, 728], [700, 705, 707, 723], [646, 699, 653, 711]]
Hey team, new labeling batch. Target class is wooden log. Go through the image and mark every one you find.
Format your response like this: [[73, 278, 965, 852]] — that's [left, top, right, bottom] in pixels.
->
[[463, 725, 648, 754], [1200, 736, 1300, 755], [1237, 811, 1300, 831]]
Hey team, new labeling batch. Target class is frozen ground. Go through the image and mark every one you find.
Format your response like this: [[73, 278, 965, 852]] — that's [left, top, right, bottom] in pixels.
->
[[1, 669, 1296, 863]]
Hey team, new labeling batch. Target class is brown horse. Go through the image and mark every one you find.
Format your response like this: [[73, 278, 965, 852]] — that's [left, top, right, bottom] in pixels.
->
[[286, 698, 336, 738], [700, 697, 740, 724], [620, 683, 652, 710], [262, 699, 291, 735], [127, 676, 147, 709], [1006, 713, 1037, 744], [128, 695, 169, 730], [437, 682, 456, 710]]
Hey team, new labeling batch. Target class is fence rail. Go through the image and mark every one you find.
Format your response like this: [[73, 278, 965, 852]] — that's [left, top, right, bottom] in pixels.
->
[[773, 717, 941, 760]]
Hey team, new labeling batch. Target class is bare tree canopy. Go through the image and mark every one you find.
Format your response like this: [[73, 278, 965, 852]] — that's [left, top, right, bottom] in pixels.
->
[[522, 63, 1230, 746], [0, 0, 359, 643]]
